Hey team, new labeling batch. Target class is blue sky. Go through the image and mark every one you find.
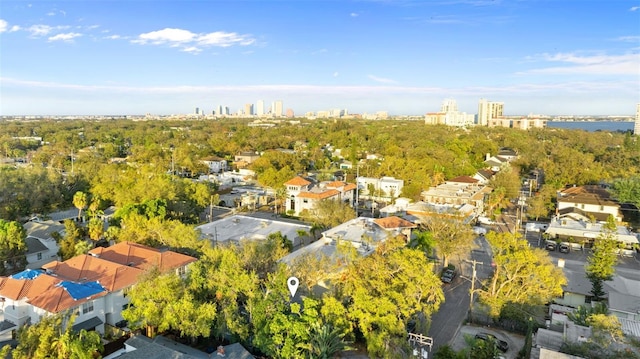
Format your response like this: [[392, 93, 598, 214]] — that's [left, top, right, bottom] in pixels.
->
[[1, 0, 638, 116]]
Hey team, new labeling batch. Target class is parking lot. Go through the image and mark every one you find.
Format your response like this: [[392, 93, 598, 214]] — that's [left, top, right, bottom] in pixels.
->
[[449, 325, 526, 359]]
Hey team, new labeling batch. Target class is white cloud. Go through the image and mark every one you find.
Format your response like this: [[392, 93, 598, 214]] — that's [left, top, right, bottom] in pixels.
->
[[10, 25, 21, 32], [48, 32, 82, 42], [104, 34, 122, 40], [630, 6, 639, 11], [350, 12, 359, 17], [522, 52, 640, 75], [617, 35, 640, 42], [132, 27, 255, 52], [0, 19, 7, 33], [27, 24, 53, 36], [368, 74, 398, 84], [333, 72, 339, 77], [26, 24, 72, 37], [197, 31, 254, 46], [182, 46, 202, 54], [134, 28, 196, 44]]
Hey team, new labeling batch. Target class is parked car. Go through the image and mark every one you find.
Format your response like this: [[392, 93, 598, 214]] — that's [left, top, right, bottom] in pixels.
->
[[475, 332, 509, 352], [559, 243, 570, 253], [545, 241, 557, 251], [440, 268, 456, 284]]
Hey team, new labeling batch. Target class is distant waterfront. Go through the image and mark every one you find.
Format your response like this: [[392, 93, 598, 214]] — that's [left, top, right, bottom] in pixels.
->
[[547, 121, 634, 132]]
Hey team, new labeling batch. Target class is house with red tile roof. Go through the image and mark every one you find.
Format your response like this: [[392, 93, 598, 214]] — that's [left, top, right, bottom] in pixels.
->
[[284, 176, 357, 216], [0, 242, 196, 338]]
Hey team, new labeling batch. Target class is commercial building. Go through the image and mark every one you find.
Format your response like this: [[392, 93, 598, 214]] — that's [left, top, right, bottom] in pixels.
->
[[477, 98, 504, 126]]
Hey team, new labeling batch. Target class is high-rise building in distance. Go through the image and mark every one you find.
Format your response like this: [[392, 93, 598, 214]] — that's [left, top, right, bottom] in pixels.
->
[[272, 100, 283, 117], [477, 99, 504, 126], [634, 103, 640, 136], [256, 100, 265, 117], [244, 103, 254, 116]]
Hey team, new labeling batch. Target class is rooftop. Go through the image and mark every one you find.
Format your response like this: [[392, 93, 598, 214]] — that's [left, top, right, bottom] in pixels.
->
[[196, 215, 311, 247]]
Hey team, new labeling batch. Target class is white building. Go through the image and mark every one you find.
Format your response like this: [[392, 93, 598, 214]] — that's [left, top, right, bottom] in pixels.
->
[[425, 99, 475, 127], [556, 185, 623, 223], [0, 242, 195, 338], [634, 103, 640, 136], [284, 176, 356, 216], [256, 99, 265, 117], [272, 100, 283, 117], [196, 214, 311, 249], [200, 156, 228, 174], [356, 176, 404, 199], [477, 98, 504, 126]]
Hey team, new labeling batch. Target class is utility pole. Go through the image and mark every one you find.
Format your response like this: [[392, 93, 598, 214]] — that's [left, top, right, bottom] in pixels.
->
[[355, 164, 359, 216], [464, 259, 484, 323], [209, 195, 214, 222]]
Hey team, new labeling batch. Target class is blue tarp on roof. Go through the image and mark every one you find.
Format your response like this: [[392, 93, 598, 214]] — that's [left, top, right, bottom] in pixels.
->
[[10, 269, 43, 280], [58, 281, 105, 300]]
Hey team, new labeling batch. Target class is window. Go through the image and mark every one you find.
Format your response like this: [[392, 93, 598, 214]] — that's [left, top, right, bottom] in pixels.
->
[[37, 253, 42, 261], [584, 296, 592, 304], [177, 266, 186, 276], [303, 199, 308, 204], [82, 301, 94, 314]]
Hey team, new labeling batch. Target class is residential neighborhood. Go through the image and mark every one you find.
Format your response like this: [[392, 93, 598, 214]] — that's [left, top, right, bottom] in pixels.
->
[[0, 117, 639, 359]]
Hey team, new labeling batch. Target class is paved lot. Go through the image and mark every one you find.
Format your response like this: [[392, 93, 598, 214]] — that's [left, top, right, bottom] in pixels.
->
[[450, 325, 526, 359]]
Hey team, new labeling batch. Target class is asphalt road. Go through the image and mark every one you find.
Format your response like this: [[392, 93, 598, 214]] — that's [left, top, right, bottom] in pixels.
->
[[428, 236, 494, 353]]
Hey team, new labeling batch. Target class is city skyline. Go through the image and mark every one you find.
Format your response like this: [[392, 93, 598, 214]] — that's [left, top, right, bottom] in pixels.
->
[[1, 1, 639, 116]]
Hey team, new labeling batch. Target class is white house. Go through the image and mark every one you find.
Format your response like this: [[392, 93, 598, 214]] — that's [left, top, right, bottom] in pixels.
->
[[201, 156, 228, 174], [0, 242, 196, 338], [23, 220, 64, 269], [556, 185, 623, 223], [284, 176, 356, 216], [356, 176, 404, 200]]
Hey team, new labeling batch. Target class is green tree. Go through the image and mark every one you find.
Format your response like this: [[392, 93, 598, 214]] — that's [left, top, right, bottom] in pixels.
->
[[186, 246, 259, 341], [0, 219, 27, 274], [417, 211, 475, 267], [299, 199, 356, 228], [341, 238, 445, 358], [6, 313, 103, 359], [609, 176, 640, 208], [87, 217, 104, 242], [479, 231, 566, 317], [586, 215, 621, 301], [567, 302, 609, 326], [58, 220, 85, 261], [122, 269, 183, 338]]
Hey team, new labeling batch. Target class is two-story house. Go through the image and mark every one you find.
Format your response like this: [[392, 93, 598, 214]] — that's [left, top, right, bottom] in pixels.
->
[[556, 185, 623, 223], [420, 176, 492, 217], [0, 242, 196, 338], [284, 176, 356, 216], [200, 156, 228, 174]]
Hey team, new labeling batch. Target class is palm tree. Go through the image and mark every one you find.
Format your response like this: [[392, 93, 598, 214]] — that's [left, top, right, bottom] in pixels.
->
[[72, 191, 88, 222], [308, 323, 348, 359]]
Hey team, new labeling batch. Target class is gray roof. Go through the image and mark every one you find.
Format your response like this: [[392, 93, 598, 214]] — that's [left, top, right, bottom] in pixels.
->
[[23, 220, 65, 240], [47, 208, 80, 222], [25, 237, 48, 254], [196, 215, 310, 247], [220, 343, 254, 359], [121, 335, 209, 359]]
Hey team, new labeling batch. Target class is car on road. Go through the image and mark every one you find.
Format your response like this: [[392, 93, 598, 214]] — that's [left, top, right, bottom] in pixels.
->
[[559, 243, 570, 253], [441, 268, 456, 284], [545, 240, 557, 251], [475, 332, 509, 352]]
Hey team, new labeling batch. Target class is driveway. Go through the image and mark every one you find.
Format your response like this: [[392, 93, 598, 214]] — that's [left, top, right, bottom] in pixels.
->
[[450, 325, 526, 359]]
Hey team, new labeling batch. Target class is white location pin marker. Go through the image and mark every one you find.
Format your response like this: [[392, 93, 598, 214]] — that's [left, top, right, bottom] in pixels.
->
[[287, 276, 299, 298]]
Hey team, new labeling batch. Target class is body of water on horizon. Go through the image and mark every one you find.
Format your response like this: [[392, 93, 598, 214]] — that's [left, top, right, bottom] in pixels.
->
[[546, 121, 634, 132]]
